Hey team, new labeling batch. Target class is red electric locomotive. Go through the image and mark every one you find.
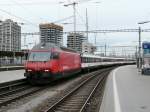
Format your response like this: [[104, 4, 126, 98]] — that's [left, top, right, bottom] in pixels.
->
[[24, 43, 81, 84]]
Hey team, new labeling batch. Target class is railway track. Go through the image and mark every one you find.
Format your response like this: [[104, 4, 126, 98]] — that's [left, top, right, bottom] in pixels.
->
[[43, 67, 112, 112], [0, 67, 114, 111], [0, 79, 44, 107], [0, 79, 27, 96]]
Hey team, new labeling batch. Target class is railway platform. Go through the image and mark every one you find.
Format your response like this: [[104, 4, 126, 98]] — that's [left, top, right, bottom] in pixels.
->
[[100, 65, 150, 112], [0, 70, 25, 83], [0, 65, 24, 71]]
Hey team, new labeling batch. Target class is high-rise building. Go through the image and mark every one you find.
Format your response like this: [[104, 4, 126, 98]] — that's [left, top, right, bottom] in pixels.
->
[[0, 21, 3, 51], [0, 19, 21, 51], [82, 42, 96, 54], [67, 33, 87, 52], [39, 23, 63, 45]]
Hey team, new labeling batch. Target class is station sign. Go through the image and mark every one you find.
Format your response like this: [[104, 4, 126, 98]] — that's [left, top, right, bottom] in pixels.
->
[[142, 42, 150, 57], [142, 42, 150, 49]]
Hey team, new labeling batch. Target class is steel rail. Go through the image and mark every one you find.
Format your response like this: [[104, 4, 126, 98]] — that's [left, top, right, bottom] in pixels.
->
[[0, 79, 45, 107], [0, 86, 43, 107], [0, 70, 99, 108], [44, 68, 112, 112], [0, 79, 27, 95], [79, 70, 109, 112], [0, 85, 31, 97], [0, 79, 26, 88]]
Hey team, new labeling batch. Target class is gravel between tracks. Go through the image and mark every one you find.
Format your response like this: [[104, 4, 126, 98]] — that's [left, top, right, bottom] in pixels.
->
[[0, 72, 94, 112]]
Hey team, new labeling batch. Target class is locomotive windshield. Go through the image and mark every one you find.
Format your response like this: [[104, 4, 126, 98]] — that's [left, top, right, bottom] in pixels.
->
[[28, 52, 51, 61]]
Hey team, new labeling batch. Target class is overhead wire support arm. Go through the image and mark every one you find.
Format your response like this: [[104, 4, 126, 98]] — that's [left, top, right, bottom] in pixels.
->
[[64, 2, 78, 7], [138, 21, 150, 24], [22, 28, 150, 36]]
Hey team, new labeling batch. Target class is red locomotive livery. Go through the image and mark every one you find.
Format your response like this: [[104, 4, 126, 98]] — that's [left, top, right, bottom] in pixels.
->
[[24, 43, 81, 84], [24, 42, 135, 84]]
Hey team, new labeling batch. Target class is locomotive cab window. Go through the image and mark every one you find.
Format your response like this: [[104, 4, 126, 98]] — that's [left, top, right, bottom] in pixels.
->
[[52, 52, 59, 59], [28, 52, 51, 61]]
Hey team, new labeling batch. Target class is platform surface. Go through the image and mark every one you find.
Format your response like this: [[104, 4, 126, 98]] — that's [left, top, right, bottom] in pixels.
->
[[0, 65, 23, 68], [0, 70, 25, 83], [100, 65, 150, 112]]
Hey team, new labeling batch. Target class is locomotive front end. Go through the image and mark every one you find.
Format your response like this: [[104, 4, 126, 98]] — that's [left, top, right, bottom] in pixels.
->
[[24, 50, 60, 84], [24, 51, 51, 83]]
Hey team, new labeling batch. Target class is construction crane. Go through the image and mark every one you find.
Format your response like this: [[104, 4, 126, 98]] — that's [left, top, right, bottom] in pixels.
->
[[62, 0, 92, 50]]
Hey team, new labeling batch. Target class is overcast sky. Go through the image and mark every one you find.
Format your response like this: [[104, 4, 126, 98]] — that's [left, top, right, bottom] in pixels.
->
[[0, 0, 150, 55]]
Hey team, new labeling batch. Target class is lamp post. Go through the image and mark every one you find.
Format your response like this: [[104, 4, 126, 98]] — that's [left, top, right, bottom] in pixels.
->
[[138, 26, 141, 71], [138, 21, 150, 71]]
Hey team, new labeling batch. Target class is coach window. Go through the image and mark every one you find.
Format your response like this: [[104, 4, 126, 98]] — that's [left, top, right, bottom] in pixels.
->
[[84, 57, 86, 63], [81, 57, 83, 62], [83, 57, 86, 63], [83, 57, 85, 63], [85, 57, 87, 63], [80, 57, 82, 62], [103, 59, 106, 62]]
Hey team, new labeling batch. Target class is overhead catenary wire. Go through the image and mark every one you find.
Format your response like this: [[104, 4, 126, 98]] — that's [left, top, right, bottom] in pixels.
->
[[0, 8, 38, 27], [78, 0, 93, 4], [21, 28, 150, 36], [9, 0, 48, 23], [52, 15, 74, 23], [76, 9, 86, 26], [3, 0, 75, 26], [0, 1, 63, 6], [0, 0, 69, 26]]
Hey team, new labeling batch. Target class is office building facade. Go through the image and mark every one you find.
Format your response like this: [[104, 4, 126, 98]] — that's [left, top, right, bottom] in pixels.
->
[[0, 19, 21, 51]]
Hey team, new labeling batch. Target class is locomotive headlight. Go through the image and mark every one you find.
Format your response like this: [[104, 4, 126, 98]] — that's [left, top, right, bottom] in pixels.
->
[[44, 69, 49, 72], [27, 69, 32, 72]]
